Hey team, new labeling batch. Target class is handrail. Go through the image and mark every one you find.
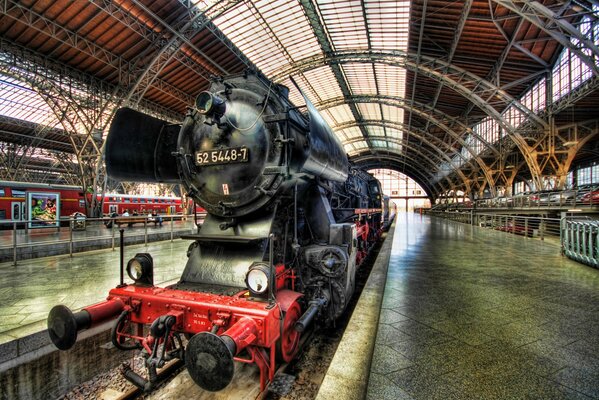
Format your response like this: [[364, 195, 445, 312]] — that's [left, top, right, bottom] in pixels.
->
[[561, 217, 599, 268], [0, 214, 205, 266]]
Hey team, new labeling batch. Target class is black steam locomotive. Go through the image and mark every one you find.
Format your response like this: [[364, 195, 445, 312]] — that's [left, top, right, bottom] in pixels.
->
[[48, 72, 390, 392]]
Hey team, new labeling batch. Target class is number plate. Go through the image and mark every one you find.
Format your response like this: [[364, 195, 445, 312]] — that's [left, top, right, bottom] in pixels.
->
[[195, 147, 249, 166]]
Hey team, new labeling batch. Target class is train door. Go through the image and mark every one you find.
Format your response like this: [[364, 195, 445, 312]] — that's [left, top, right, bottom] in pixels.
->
[[11, 202, 25, 221], [168, 205, 176, 215], [108, 204, 118, 215]]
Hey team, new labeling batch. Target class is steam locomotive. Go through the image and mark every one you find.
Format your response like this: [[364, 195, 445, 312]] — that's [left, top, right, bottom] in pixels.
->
[[47, 72, 390, 393]]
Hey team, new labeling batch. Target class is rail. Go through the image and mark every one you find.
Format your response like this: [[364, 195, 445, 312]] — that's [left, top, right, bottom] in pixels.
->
[[561, 217, 599, 268], [0, 214, 205, 266]]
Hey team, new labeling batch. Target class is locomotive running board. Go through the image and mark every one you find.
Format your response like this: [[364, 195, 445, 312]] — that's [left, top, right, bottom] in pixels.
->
[[180, 234, 266, 244]]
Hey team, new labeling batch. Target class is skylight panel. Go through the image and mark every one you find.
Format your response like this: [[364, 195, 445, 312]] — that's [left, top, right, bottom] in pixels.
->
[[279, 77, 306, 107], [345, 140, 369, 154], [285, 74, 320, 105], [375, 64, 406, 97], [257, 0, 322, 63], [385, 127, 403, 140], [364, 0, 410, 51], [302, 67, 344, 102], [337, 126, 363, 141], [387, 142, 402, 151], [343, 63, 377, 95], [317, 0, 369, 50], [215, 3, 290, 76], [357, 103, 381, 120], [368, 126, 385, 137], [215, 1, 322, 77], [0, 76, 59, 126], [325, 104, 355, 125], [381, 105, 404, 124], [320, 110, 337, 129], [372, 140, 388, 148]]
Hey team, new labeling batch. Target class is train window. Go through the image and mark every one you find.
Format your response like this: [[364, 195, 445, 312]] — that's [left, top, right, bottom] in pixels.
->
[[0, 210, 5, 219], [12, 189, 25, 198], [133, 198, 138, 203], [0, 188, 4, 196], [79, 200, 85, 207], [140, 199, 146, 203], [124, 198, 131, 203]]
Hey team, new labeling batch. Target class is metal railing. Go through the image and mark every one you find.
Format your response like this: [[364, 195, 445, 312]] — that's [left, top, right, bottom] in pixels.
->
[[429, 209, 599, 268], [561, 217, 599, 268], [428, 209, 562, 239], [474, 213, 562, 239], [474, 189, 598, 209], [0, 214, 204, 266]]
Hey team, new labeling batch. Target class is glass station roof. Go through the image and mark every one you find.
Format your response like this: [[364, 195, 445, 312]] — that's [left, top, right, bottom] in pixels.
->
[[212, 0, 411, 157]]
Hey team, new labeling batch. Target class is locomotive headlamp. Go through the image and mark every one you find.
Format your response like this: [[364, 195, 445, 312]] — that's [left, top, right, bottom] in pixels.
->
[[126, 253, 154, 286], [245, 262, 271, 296], [195, 91, 226, 117]]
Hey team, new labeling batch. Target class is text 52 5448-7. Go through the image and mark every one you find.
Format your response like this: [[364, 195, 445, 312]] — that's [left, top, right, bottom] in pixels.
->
[[195, 147, 249, 166]]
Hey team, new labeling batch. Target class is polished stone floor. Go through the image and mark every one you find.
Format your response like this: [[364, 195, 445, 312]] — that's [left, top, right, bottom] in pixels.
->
[[367, 213, 599, 400], [0, 239, 192, 344]]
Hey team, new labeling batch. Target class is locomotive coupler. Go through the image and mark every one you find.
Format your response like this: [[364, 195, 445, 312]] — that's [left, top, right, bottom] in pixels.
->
[[122, 314, 183, 393], [147, 315, 177, 369]]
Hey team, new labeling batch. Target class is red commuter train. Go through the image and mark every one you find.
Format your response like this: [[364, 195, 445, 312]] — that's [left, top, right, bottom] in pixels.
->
[[0, 180, 196, 224]]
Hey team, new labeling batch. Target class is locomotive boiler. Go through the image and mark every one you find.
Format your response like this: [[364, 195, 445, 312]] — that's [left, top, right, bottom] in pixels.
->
[[47, 72, 386, 393]]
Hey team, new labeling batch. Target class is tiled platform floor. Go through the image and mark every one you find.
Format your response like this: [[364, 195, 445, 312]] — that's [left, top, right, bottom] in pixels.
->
[[0, 239, 192, 344], [367, 214, 599, 400]]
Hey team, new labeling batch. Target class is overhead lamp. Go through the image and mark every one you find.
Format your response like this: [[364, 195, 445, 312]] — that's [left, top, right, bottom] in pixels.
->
[[563, 141, 578, 147]]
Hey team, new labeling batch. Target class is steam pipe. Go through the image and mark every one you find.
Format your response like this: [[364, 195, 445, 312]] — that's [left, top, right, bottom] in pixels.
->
[[294, 298, 327, 333]]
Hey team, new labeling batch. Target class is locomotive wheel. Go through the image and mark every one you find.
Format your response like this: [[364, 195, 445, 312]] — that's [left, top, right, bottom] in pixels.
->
[[277, 300, 302, 363]]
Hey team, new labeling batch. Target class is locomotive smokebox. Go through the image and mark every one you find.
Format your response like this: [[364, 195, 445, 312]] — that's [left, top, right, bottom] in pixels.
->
[[106, 107, 180, 183]]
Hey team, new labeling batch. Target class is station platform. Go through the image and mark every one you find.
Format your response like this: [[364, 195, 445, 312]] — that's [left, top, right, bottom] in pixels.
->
[[1, 214, 598, 399], [319, 213, 599, 400], [0, 239, 192, 345]]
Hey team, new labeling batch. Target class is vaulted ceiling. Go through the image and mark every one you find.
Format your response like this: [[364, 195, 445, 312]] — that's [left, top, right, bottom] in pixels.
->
[[0, 0, 597, 197]]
